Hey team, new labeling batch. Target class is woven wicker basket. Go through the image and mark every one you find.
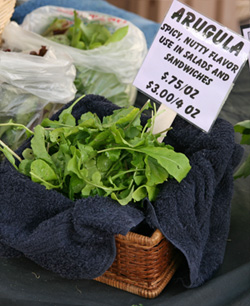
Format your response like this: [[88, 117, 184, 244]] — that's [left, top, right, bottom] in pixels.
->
[[0, 0, 16, 45], [95, 229, 180, 298]]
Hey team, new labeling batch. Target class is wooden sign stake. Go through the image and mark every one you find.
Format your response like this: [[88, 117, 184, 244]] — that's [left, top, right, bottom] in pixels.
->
[[152, 104, 177, 142]]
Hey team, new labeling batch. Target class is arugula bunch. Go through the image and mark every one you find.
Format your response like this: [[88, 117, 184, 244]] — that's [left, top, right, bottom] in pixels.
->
[[43, 11, 129, 50], [0, 97, 191, 205]]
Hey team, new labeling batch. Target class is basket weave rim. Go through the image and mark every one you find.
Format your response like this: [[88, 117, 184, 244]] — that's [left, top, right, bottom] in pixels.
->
[[0, 0, 16, 44], [95, 254, 181, 299], [115, 229, 164, 247]]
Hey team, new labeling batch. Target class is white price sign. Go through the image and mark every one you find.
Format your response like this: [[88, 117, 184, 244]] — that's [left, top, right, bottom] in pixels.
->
[[241, 24, 250, 68], [133, 0, 250, 132]]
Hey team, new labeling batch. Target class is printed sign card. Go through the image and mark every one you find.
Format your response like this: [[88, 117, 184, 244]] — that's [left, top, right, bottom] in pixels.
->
[[133, 0, 250, 132], [241, 24, 250, 68]]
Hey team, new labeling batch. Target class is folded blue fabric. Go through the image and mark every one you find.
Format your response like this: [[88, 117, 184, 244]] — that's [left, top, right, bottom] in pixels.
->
[[12, 0, 159, 48], [0, 95, 243, 288]]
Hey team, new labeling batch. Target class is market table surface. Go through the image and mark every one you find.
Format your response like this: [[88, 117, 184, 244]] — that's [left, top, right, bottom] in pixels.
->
[[0, 62, 249, 306]]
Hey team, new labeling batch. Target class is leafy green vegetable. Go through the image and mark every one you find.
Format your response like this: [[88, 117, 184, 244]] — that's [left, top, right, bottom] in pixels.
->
[[234, 120, 250, 179], [43, 11, 128, 50], [0, 98, 191, 206], [42, 12, 132, 107], [104, 26, 128, 46], [234, 120, 250, 145], [0, 140, 20, 169]]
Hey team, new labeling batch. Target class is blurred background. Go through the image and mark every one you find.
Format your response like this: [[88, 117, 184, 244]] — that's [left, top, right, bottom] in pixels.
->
[[15, 0, 250, 33], [106, 0, 250, 32]]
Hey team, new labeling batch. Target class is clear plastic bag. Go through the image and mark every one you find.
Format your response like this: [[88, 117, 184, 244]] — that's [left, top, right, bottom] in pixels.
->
[[19, 6, 148, 106], [0, 84, 56, 151], [0, 24, 77, 152]]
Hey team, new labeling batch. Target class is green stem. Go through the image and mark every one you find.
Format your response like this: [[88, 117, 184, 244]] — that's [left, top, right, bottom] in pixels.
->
[[30, 172, 62, 189], [0, 140, 22, 162], [83, 177, 126, 192], [158, 126, 173, 135], [105, 152, 129, 177], [125, 99, 151, 130], [98, 146, 141, 154], [59, 94, 86, 119], [141, 121, 150, 138], [111, 168, 145, 180], [0, 122, 34, 136], [149, 102, 157, 135]]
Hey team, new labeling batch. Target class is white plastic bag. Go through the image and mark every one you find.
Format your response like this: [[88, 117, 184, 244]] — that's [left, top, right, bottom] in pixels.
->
[[0, 23, 77, 152], [19, 6, 148, 106], [1, 23, 76, 103]]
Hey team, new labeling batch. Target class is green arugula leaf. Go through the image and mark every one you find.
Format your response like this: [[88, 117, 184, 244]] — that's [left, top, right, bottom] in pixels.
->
[[78, 112, 102, 129], [19, 159, 32, 176], [145, 155, 168, 186], [103, 106, 140, 128], [49, 128, 66, 143], [88, 130, 112, 149], [70, 10, 84, 49], [234, 120, 250, 145], [41, 118, 66, 129], [69, 174, 85, 199], [132, 185, 158, 202], [134, 175, 145, 186], [30, 159, 58, 188], [31, 125, 53, 165], [131, 151, 145, 169], [81, 182, 95, 197], [134, 146, 191, 183], [132, 186, 147, 202], [22, 148, 34, 160], [104, 25, 129, 45], [104, 149, 121, 162], [58, 95, 85, 123], [234, 120, 250, 133], [111, 185, 134, 205], [97, 153, 113, 172], [59, 113, 76, 127], [77, 143, 96, 161], [0, 143, 18, 169], [67, 146, 82, 178]]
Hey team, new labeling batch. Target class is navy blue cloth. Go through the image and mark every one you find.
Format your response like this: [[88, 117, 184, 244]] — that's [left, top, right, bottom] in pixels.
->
[[151, 115, 244, 287], [0, 95, 243, 288], [12, 0, 159, 48]]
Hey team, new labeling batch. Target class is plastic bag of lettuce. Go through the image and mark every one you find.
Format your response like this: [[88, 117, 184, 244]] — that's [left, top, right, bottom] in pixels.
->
[[18, 6, 148, 107], [0, 41, 76, 158]]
